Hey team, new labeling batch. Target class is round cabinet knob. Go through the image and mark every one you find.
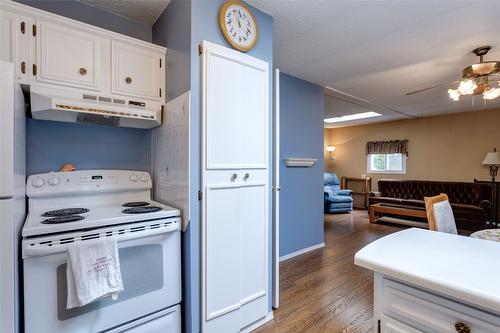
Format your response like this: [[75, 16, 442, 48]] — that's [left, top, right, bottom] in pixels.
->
[[48, 176, 60, 186], [125, 77, 132, 84], [243, 173, 250, 181], [32, 178, 45, 188], [129, 174, 139, 182], [79, 67, 87, 76], [140, 174, 149, 183], [455, 322, 471, 333], [231, 173, 238, 182]]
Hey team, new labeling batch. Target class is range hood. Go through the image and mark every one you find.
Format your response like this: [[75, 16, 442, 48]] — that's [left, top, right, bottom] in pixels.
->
[[29, 89, 162, 129]]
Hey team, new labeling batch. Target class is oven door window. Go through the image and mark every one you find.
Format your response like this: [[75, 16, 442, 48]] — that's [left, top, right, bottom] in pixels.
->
[[57, 245, 163, 321]]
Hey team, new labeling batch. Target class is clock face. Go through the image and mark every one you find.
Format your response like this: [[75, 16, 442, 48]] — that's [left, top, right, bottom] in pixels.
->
[[219, 1, 258, 52]]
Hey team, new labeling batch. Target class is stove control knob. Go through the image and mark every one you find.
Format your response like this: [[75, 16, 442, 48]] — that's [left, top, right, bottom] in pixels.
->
[[129, 173, 139, 182], [32, 177, 45, 188], [48, 175, 60, 186], [140, 174, 149, 183]]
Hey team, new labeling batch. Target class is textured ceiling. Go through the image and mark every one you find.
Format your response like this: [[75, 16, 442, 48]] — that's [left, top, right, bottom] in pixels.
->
[[80, 0, 170, 25], [248, 0, 500, 127]]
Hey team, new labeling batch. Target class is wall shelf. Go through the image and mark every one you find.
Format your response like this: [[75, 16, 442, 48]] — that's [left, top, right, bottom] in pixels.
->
[[284, 158, 318, 167]]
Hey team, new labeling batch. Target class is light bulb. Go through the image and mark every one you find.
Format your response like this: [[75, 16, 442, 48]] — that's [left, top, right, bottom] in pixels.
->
[[448, 88, 460, 101], [457, 79, 477, 95], [483, 87, 500, 100]]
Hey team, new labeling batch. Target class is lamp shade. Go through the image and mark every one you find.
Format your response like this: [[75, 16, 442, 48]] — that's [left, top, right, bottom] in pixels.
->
[[482, 151, 500, 165], [326, 145, 336, 152]]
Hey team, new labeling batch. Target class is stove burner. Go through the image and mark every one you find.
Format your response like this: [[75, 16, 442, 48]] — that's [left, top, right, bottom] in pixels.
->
[[42, 208, 89, 217], [41, 215, 85, 224], [122, 201, 150, 207], [122, 206, 163, 214]]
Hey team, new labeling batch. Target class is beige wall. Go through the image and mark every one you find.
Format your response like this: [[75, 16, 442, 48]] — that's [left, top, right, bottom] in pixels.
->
[[324, 109, 500, 191]]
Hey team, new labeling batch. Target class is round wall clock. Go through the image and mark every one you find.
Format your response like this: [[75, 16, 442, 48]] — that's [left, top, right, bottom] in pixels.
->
[[219, 1, 259, 52]]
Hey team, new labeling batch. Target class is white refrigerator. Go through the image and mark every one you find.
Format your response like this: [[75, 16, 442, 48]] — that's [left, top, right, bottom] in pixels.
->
[[0, 61, 26, 333]]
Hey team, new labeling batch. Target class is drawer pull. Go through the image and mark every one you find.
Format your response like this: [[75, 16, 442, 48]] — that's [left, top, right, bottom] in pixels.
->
[[79, 67, 87, 76], [125, 77, 132, 84], [21, 62, 26, 74], [455, 322, 471, 333], [243, 173, 250, 181], [231, 173, 237, 182]]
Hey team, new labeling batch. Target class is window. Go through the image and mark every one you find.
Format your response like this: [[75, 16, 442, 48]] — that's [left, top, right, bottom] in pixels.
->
[[367, 153, 406, 174]]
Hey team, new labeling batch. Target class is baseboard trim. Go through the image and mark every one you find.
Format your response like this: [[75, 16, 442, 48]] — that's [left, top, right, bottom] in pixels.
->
[[241, 311, 274, 333], [279, 242, 325, 262]]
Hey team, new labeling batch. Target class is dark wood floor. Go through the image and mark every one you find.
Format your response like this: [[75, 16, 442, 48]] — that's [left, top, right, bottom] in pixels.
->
[[255, 210, 404, 333]]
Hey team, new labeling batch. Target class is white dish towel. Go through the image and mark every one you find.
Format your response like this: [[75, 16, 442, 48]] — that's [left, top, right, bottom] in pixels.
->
[[66, 237, 124, 309]]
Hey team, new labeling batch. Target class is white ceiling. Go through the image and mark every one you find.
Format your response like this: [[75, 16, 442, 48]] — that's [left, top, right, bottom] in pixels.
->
[[80, 0, 170, 25], [247, 0, 500, 127], [80, 0, 500, 128]]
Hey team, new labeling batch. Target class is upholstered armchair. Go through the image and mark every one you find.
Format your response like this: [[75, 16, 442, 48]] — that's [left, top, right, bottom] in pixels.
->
[[324, 172, 353, 213]]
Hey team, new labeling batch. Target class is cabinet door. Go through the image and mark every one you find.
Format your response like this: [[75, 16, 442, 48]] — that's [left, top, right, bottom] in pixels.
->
[[381, 316, 423, 333], [239, 182, 268, 328], [112, 41, 161, 100], [36, 21, 102, 90], [0, 12, 34, 83], [0, 11, 15, 63], [204, 41, 269, 169], [203, 183, 242, 333]]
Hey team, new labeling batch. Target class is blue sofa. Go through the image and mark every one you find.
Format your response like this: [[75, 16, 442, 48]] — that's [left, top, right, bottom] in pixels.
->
[[324, 173, 353, 213]]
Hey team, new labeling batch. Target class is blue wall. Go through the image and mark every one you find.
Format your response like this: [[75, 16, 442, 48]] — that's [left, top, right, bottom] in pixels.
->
[[16, 0, 153, 175], [186, 2, 273, 332], [26, 119, 151, 175], [153, 3, 273, 331], [279, 72, 325, 257], [153, 0, 191, 102]]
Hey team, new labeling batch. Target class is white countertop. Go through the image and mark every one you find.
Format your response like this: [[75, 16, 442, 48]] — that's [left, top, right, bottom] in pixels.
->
[[355, 228, 500, 313]]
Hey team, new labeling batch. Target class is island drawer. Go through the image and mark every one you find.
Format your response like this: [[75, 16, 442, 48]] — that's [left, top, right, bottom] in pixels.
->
[[379, 277, 500, 333]]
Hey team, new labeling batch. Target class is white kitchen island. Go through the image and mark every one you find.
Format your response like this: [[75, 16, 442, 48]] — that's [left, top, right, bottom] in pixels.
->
[[355, 228, 500, 333]]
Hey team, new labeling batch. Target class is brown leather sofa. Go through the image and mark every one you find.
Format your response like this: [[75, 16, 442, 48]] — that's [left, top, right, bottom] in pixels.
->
[[368, 179, 492, 232]]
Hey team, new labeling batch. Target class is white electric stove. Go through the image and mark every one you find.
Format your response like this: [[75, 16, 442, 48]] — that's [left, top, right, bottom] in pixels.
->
[[22, 170, 181, 333]]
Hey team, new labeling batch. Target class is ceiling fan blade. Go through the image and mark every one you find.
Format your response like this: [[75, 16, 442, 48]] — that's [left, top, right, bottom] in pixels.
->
[[405, 81, 459, 96]]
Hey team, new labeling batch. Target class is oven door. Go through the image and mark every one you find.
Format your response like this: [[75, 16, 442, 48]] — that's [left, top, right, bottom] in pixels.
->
[[22, 218, 181, 333]]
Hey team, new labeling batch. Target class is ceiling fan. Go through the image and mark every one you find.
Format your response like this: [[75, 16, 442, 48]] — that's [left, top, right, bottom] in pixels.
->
[[406, 46, 500, 101]]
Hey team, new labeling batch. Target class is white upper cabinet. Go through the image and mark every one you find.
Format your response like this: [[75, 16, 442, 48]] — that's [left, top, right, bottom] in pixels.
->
[[36, 21, 103, 91], [112, 41, 163, 100], [0, 1, 166, 105]]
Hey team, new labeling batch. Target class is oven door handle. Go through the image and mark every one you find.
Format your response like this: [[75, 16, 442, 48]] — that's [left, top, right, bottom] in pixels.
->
[[23, 224, 179, 258]]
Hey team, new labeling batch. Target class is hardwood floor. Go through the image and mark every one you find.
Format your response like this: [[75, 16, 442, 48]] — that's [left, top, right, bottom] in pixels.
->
[[255, 210, 404, 333]]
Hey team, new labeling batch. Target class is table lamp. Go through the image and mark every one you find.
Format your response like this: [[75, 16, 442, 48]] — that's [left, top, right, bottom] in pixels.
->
[[482, 148, 500, 182]]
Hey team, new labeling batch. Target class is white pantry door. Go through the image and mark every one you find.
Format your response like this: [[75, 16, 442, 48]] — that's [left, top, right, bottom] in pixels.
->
[[201, 41, 269, 333]]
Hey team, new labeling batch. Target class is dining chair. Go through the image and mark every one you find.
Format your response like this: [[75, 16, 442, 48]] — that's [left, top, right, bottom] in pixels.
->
[[424, 193, 458, 234]]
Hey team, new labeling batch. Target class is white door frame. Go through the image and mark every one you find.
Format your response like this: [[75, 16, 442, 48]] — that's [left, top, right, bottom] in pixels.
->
[[272, 68, 280, 309]]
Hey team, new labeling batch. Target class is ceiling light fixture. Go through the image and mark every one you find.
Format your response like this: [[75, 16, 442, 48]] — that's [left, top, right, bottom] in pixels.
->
[[448, 46, 500, 101], [324, 111, 381, 123]]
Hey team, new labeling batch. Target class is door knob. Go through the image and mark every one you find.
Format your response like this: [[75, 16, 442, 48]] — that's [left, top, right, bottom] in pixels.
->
[[243, 173, 250, 181], [231, 173, 237, 182], [455, 322, 471, 333], [79, 67, 87, 75]]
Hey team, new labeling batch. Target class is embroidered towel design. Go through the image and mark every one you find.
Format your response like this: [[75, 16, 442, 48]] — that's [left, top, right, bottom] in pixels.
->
[[66, 237, 124, 309]]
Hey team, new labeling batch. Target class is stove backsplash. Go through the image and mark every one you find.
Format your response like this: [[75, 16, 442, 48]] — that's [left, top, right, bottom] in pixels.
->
[[26, 119, 151, 175]]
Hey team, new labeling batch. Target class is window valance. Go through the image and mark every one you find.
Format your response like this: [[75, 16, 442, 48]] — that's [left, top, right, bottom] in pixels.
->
[[365, 139, 409, 156]]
